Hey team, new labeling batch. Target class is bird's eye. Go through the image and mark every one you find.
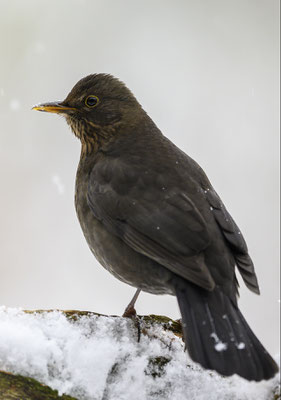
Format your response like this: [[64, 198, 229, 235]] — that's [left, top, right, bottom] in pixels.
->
[[85, 95, 99, 108]]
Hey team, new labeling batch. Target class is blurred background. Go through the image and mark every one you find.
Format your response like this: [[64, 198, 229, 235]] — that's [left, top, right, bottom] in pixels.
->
[[0, 0, 279, 355]]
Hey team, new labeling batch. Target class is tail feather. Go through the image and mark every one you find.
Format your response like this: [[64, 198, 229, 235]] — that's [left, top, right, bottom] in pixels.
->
[[173, 277, 278, 381]]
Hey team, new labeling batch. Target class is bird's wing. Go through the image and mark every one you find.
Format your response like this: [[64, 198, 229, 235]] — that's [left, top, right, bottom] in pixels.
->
[[205, 189, 260, 294], [87, 157, 215, 291]]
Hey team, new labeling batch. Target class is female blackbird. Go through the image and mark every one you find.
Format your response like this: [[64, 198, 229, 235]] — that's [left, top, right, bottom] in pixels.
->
[[33, 74, 278, 381]]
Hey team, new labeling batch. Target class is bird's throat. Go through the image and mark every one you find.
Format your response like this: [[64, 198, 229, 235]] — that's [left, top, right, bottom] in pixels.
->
[[65, 116, 99, 157], [66, 116, 121, 158]]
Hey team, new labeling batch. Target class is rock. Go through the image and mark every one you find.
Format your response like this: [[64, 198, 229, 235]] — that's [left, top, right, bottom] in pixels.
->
[[0, 370, 77, 400], [0, 308, 279, 400]]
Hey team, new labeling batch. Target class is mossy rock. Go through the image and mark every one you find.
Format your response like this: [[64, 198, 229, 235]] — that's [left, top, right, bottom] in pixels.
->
[[24, 309, 183, 337], [145, 356, 171, 378], [0, 371, 77, 400], [273, 385, 281, 400], [1, 310, 277, 400], [141, 314, 183, 337]]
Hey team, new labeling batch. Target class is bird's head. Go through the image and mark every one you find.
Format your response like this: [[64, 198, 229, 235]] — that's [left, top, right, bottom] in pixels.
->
[[33, 74, 142, 155]]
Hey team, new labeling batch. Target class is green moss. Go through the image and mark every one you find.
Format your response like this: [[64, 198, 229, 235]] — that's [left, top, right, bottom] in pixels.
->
[[0, 371, 77, 400], [24, 309, 104, 321], [145, 356, 171, 378], [273, 385, 281, 400], [141, 314, 183, 337], [24, 310, 183, 337]]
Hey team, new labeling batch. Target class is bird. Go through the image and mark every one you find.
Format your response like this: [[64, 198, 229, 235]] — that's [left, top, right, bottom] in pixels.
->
[[33, 73, 278, 381]]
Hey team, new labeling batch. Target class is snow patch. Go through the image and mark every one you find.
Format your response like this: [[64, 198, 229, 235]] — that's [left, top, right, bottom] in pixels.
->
[[215, 342, 228, 352], [0, 307, 279, 400], [210, 332, 228, 352]]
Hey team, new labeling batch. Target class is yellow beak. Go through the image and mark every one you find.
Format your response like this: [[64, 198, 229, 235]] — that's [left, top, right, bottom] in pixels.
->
[[32, 102, 76, 114]]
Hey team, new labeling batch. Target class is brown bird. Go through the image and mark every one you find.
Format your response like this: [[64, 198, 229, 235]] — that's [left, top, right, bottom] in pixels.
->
[[33, 74, 278, 381]]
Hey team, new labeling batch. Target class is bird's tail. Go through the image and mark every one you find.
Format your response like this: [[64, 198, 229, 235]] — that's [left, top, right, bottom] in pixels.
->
[[173, 277, 279, 381]]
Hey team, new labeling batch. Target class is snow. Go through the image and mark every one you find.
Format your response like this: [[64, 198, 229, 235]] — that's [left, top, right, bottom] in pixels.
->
[[0, 307, 279, 400], [214, 342, 228, 352], [210, 332, 228, 352]]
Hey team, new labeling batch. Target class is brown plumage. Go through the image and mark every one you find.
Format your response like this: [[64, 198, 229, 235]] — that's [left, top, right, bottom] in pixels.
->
[[33, 73, 278, 381]]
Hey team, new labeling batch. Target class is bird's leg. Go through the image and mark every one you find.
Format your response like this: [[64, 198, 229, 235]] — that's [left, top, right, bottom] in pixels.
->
[[123, 288, 142, 342], [122, 288, 141, 318]]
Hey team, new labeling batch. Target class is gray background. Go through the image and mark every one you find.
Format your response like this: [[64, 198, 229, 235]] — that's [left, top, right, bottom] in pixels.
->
[[0, 0, 279, 355]]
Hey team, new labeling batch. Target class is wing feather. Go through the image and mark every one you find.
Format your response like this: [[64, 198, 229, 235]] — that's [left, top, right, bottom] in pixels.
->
[[205, 189, 259, 294], [87, 158, 215, 290]]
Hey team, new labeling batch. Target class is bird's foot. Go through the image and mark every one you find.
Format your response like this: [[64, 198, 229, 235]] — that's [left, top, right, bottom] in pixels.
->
[[122, 304, 137, 318]]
